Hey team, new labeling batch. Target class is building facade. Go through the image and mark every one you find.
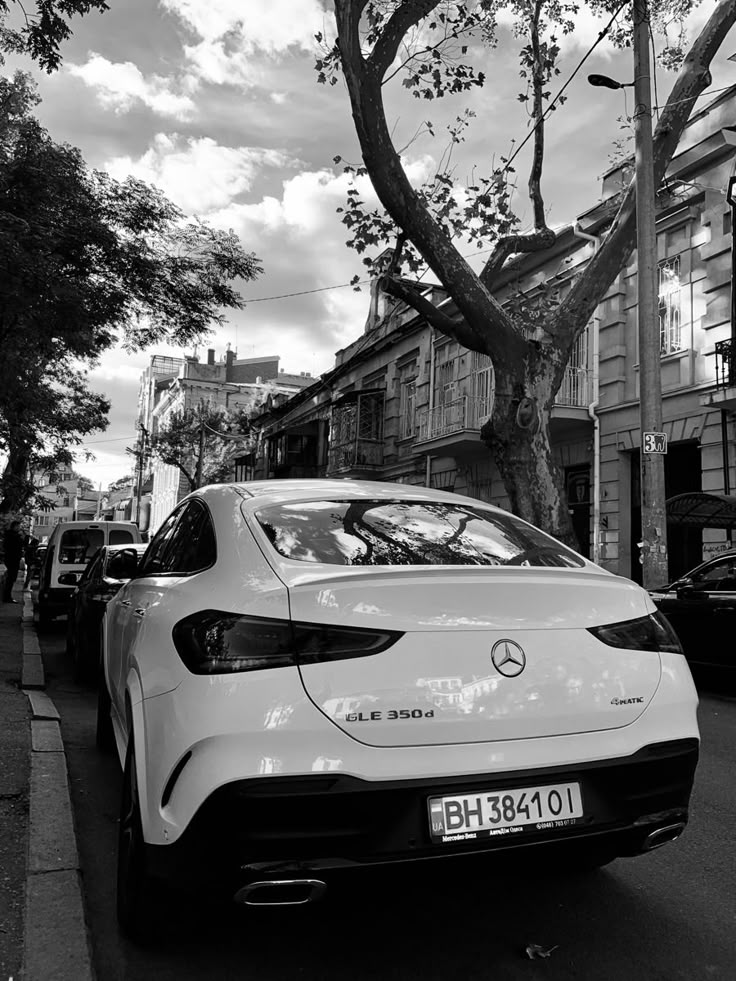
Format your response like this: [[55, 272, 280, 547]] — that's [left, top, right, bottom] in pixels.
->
[[137, 348, 313, 533], [30, 470, 101, 541], [251, 86, 736, 583]]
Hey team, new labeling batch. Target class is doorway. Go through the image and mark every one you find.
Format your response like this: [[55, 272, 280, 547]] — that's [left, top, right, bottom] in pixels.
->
[[629, 441, 702, 584]]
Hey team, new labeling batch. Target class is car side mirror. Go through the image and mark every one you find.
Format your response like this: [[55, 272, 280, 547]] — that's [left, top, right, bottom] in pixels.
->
[[107, 548, 140, 581], [58, 572, 82, 586], [675, 578, 695, 598]]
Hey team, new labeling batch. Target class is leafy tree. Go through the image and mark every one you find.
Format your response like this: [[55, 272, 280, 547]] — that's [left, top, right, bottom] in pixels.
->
[[0, 0, 109, 71], [321, 0, 736, 544], [150, 402, 258, 493], [71, 469, 95, 496], [107, 475, 134, 494], [0, 73, 263, 513]]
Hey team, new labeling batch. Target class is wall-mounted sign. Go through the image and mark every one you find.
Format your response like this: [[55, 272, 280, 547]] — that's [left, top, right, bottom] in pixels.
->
[[643, 432, 668, 454]]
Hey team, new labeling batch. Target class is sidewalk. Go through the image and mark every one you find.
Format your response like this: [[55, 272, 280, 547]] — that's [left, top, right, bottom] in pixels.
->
[[0, 571, 30, 981], [0, 566, 93, 981]]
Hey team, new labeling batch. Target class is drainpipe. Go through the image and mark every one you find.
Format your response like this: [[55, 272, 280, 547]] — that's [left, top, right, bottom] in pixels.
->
[[573, 223, 602, 564], [426, 329, 437, 487]]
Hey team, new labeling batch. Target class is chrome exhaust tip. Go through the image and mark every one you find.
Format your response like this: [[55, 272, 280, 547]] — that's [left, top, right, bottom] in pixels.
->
[[234, 879, 327, 907], [643, 822, 687, 851]]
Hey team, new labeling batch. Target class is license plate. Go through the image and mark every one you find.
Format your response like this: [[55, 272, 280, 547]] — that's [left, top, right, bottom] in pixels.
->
[[428, 782, 584, 844]]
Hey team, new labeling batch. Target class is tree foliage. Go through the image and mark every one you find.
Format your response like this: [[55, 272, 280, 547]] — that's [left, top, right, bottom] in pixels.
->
[[0, 0, 109, 71], [321, 0, 736, 543], [0, 73, 263, 513], [150, 402, 260, 493]]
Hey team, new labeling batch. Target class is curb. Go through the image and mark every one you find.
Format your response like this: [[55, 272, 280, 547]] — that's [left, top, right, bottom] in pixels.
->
[[20, 589, 95, 981]]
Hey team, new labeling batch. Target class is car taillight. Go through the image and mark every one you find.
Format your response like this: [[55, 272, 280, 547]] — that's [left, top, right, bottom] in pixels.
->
[[587, 611, 683, 654], [172, 610, 403, 675]]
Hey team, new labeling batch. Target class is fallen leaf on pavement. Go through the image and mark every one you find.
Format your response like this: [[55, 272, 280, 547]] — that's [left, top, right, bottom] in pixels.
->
[[525, 943, 559, 959]]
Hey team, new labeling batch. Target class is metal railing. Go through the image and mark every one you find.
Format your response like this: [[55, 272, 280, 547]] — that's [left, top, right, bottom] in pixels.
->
[[327, 439, 383, 473], [416, 395, 491, 442], [556, 365, 591, 407], [715, 338, 733, 389]]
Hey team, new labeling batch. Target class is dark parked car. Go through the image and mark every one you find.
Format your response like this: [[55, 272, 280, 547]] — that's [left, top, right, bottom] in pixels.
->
[[65, 543, 148, 681], [649, 549, 736, 674]]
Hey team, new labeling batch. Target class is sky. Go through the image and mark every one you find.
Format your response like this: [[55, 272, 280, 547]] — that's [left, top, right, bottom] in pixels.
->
[[5, 0, 735, 489]]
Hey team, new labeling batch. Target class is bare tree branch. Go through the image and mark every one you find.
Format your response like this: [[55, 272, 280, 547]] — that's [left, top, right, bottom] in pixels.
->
[[379, 275, 488, 350], [367, 0, 441, 80], [528, 0, 549, 232], [481, 227, 557, 285], [334, 0, 520, 360]]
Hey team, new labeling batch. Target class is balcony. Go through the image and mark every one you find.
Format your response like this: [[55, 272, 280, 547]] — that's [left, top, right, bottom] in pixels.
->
[[701, 337, 736, 411], [327, 391, 384, 476], [327, 439, 383, 476], [550, 363, 593, 437], [415, 395, 491, 454], [716, 338, 733, 388]]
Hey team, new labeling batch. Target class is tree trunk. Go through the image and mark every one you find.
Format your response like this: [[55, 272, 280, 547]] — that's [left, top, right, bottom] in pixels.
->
[[482, 358, 577, 548], [0, 443, 32, 515]]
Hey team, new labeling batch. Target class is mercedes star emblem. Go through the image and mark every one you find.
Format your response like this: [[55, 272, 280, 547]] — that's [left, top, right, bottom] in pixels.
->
[[491, 639, 527, 678]]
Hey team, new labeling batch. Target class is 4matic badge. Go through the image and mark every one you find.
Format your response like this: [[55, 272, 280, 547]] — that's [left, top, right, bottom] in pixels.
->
[[610, 696, 645, 705]]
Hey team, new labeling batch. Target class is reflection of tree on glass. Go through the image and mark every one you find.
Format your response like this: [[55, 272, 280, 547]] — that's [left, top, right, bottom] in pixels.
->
[[256, 500, 584, 569]]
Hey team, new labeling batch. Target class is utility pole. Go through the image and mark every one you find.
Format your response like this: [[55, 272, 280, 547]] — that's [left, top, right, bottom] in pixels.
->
[[633, 0, 668, 587], [195, 419, 205, 489], [134, 425, 147, 527]]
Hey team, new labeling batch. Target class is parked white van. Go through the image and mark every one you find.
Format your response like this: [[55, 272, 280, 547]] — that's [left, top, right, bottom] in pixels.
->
[[37, 521, 143, 627]]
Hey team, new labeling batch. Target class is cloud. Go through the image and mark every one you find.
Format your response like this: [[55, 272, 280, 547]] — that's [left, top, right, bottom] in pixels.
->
[[67, 53, 197, 119], [162, 0, 327, 87], [104, 135, 299, 214]]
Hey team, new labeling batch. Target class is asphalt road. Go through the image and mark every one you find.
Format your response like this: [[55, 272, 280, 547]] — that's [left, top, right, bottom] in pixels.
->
[[39, 621, 736, 981]]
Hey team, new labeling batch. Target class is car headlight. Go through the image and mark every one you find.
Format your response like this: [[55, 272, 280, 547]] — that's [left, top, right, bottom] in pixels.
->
[[587, 611, 682, 654]]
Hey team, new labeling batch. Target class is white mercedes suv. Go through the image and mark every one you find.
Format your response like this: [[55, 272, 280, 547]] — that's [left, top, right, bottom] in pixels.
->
[[97, 480, 699, 939]]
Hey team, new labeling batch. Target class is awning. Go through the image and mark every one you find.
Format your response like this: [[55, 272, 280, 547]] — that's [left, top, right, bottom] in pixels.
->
[[666, 492, 736, 529]]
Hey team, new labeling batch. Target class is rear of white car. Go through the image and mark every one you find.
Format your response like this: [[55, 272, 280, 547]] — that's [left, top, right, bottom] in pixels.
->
[[100, 480, 699, 934]]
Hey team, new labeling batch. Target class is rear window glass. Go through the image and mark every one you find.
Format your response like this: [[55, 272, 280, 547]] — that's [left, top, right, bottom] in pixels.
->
[[58, 529, 104, 565], [109, 529, 136, 546], [254, 500, 584, 568]]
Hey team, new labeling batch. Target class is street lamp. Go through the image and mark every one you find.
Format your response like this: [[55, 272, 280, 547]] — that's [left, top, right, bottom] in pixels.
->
[[588, 0, 668, 587]]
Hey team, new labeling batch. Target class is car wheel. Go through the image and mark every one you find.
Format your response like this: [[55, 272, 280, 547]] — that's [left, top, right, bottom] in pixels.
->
[[95, 671, 115, 753], [117, 738, 160, 942], [37, 606, 52, 632]]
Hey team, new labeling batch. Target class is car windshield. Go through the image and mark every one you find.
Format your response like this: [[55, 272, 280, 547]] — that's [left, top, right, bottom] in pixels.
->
[[254, 499, 584, 568]]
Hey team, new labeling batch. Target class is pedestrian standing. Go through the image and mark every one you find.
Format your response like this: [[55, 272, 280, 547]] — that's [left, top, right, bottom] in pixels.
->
[[24, 533, 40, 588], [2, 519, 25, 603]]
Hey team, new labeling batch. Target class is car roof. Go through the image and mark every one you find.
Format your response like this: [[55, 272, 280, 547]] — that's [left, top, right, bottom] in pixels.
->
[[192, 478, 506, 513]]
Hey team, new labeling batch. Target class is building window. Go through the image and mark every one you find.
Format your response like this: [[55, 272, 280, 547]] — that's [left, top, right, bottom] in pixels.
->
[[434, 348, 458, 407], [398, 371, 416, 440], [469, 352, 494, 424], [658, 256, 683, 355]]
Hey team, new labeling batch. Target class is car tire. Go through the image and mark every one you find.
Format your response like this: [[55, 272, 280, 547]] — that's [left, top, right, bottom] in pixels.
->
[[117, 738, 160, 942], [95, 672, 115, 753], [37, 606, 52, 632]]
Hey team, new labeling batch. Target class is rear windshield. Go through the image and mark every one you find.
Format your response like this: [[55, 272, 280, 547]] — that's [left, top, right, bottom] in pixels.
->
[[109, 529, 136, 546], [58, 529, 104, 565], [255, 500, 584, 568]]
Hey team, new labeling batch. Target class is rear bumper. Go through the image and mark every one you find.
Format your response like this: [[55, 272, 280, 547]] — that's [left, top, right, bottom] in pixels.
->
[[145, 737, 698, 891]]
